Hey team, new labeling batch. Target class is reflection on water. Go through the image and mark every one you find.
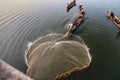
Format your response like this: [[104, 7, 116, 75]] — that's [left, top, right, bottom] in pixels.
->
[[0, 0, 120, 80]]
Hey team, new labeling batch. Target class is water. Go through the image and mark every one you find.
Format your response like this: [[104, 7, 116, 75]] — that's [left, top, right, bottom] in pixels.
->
[[0, 0, 120, 80]]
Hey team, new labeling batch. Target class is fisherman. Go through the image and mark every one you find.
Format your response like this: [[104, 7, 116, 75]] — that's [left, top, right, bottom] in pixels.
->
[[64, 23, 73, 37], [76, 16, 83, 24], [79, 1, 83, 9], [67, 23, 74, 32], [80, 7, 85, 17], [73, 16, 82, 25], [108, 10, 120, 24], [79, 2, 85, 17], [109, 9, 115, 18]]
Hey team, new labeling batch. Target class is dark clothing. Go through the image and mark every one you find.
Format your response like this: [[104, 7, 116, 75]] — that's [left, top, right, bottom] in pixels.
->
[[79, 5, 82, 9], [80, 9, 85, 17], [110, 12, 114, 18], [82, 12, 85, 17]]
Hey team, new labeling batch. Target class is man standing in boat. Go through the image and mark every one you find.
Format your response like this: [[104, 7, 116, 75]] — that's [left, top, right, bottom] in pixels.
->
[[108, 9, 114, 18], [79, 2, 85, 17], [80, 8, 85, 17]]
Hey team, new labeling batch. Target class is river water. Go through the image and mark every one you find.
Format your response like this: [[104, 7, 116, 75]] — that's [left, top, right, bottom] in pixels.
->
[[0, 0, 120, 80]]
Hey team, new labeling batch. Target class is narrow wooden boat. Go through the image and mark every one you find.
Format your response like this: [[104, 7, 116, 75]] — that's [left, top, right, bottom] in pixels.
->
[[67, 16, 84, 33], [66, 2, 76, 12], [106, 10, 120, 29]]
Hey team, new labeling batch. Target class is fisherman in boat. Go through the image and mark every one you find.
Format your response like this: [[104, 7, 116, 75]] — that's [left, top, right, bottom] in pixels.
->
[[108, 9, 115, 18], [79, 2, 85, 17], [80, 7, 85, 17], [67, 15, 83, 33], [74, 16, 83, 25], [79, 1, 83, 9], [65, 24, 73, 37], [108, 10, 120, 24]]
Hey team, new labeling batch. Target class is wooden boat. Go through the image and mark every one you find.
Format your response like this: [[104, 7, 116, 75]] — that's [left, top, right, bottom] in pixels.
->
[[106, 10, 120, 29], [67, 16, 84, 33], [66, 2, 76, 12]]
